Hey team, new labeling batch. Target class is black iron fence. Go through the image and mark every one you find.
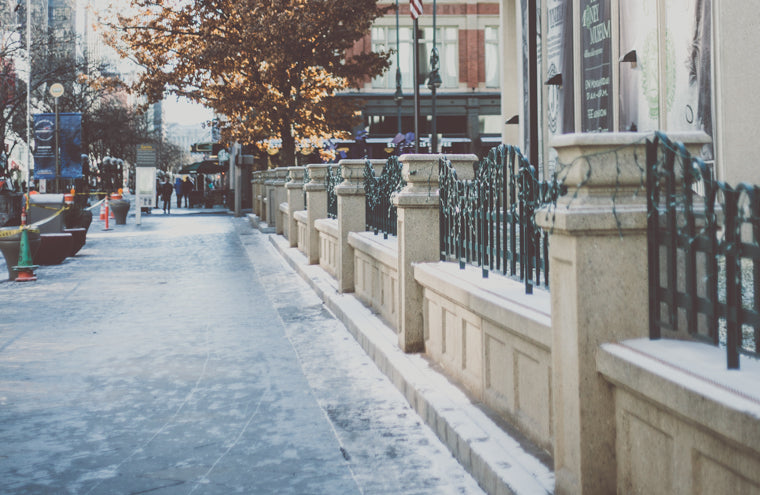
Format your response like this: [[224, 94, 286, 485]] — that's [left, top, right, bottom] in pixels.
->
[[647, 131, 760, 369], [326, 165, 342, 219], [439, 145, 558, 294], [364, 156, 404, 238]]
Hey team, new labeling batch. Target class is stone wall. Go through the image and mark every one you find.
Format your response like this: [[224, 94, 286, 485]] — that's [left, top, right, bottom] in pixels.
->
[[316, 218, 339, 278], [348, 231, 399, 331], [257, 142, 760, 494], [415, 262, 553, 452]]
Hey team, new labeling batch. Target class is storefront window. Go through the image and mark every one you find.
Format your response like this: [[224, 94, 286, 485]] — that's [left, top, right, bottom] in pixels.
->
[[618, 0, 712, 143]]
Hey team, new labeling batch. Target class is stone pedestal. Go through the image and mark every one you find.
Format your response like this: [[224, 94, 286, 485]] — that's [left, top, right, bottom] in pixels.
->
[[285, 167, 305, 247], [304, 164, 329, 265], [335, 160, 367, 293], [394, 154, 442, 353], [535, 132, 710, 495], [251, 171, 262, 217], [273, 168, 289, 235]]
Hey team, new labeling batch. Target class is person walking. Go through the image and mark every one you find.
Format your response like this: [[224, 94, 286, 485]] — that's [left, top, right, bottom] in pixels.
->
[[181, 177, 193, 208], [161, 177, 173, 214], [174, 177, 183, 208]]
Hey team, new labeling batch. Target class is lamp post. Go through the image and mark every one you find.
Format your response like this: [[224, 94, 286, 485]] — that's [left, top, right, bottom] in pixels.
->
[[25, 0, 31, 201], [427, 0, 441, 153], [49, 83, 63, 193]]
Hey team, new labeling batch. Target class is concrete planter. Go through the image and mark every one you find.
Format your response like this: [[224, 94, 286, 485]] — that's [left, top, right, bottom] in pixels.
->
[[110, 199, 130, 225], [33, 233, 73, 265], [0, 228, 41, 281], [63, 228, 86, 256]]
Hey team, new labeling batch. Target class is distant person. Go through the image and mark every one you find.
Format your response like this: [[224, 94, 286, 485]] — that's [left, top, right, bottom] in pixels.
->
[[155, 178, 160, 208], [161, 178, 173, 214], [181, 177, 193, 208], [174, 177, 183, 208]]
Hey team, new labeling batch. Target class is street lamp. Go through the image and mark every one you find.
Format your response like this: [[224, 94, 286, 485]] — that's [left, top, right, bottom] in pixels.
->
[[427, 0, 441, 153]]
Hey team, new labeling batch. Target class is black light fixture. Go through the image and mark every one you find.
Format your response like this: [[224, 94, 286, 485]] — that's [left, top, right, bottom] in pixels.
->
[[545, 73, 563, 86], [620, 49, 637, 67]]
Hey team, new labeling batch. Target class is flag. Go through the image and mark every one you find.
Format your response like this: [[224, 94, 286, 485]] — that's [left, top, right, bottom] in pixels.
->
[[410, 0, 423, 20]]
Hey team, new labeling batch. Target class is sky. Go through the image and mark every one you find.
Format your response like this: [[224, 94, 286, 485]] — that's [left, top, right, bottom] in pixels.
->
[[82, 1, 213, 126], [162, 96, 214, 125]]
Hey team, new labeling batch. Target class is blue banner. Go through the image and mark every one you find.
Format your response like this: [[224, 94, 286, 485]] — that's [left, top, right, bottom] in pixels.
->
[[33, 112, 82, 179]]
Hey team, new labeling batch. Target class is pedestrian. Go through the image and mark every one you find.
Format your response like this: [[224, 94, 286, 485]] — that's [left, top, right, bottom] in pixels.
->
[[175, 177, 183, 208], [181, 177, 193, 208], [161, 177, 173, 214]]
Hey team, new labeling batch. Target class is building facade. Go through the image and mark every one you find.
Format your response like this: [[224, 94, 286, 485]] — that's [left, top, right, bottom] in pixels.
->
[[343, 1, 502, 157], [495, 0, 754, 186]]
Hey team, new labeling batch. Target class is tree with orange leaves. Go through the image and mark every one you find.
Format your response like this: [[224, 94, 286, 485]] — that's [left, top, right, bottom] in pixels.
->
[[103, 0, 391, 165]]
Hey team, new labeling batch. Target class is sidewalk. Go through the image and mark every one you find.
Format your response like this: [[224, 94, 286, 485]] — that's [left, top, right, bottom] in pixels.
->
[[260, 219, 555, 495], [0, 212, 488, 494]]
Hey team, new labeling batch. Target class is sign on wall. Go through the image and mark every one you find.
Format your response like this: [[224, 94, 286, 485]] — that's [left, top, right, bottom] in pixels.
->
[[580, 0, 613, 132]]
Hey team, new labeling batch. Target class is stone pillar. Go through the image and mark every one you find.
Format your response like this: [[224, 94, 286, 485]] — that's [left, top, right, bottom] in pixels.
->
[[273, 168, 288, 235], [285, 167, 305, 247], [335, 159, 367, 293], [304, 164, 329, 265], [394, 154, 440, 352], [535, 132, 710, 495], [251, 172, 261, 217], [263, 170, 275, 226]]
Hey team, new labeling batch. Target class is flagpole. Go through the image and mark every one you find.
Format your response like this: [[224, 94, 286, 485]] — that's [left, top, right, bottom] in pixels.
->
[[413, 16, 420, 153], [394, 0, 402, 135]]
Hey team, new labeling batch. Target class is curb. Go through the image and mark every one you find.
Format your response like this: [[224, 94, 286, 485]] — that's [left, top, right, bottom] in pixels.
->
[[265, 232, 555, 495], [247, 213, 276, 233]]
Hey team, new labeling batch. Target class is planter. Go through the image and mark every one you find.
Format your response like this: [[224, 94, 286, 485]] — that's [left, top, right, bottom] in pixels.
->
[[110, 199, 130, 225], [33, 233, 73, 266], [0, 228, 41, 281], [63, 228, 86, 256]]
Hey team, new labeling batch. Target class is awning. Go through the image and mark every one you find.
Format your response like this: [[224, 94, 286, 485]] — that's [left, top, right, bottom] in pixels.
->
[[178, 160, 227, 175]]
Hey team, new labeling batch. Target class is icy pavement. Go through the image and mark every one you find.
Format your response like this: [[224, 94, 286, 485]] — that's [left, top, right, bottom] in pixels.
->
[[0, 212, 484, 494]]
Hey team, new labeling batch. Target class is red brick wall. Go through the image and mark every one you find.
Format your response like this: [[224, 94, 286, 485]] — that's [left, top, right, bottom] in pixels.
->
[[459, 29, 485, 88], [380, 2, 499, 17]]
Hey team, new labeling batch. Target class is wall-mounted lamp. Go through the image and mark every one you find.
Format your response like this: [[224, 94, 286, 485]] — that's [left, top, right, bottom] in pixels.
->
[[545, 73, 562, 86], [505, 115, 519, 125], [619, 49, 637, 68]]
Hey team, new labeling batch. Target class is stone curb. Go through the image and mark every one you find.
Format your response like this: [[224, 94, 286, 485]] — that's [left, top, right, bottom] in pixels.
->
[[263, 232, 555, 495], [246, 213, 275, 233]]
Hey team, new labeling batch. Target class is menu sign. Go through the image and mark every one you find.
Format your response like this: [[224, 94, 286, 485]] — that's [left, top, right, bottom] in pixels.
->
[[580, 0, 612, 132]]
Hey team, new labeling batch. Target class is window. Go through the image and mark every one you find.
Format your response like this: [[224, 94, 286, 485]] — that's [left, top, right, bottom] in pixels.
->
[[485, 26, 500, 88], [618, 0, 712, 140], [371, 26, 413, 89], [371, 26, 458, 90]]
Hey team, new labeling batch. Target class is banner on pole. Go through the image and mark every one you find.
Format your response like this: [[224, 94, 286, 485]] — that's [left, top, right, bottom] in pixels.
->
[[33, 113, 82, 179]]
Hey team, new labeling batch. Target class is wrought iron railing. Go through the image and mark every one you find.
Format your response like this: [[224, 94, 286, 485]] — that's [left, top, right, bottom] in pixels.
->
[[326, 165, 342, 219], [647, 131, 760, 369], [364, 156, 404, 238], [439, 145, 558, 294]]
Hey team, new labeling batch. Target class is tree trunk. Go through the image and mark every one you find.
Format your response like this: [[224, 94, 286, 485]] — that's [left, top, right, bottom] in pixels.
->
[[279, 119, 296, 169]]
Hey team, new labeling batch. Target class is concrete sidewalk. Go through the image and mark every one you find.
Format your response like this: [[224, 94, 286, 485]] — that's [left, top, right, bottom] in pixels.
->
[[262, 224, 555, 495], [0, 213, 487, 494]]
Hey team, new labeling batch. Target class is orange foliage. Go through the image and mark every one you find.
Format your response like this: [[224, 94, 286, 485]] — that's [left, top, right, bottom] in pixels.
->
[[104, 0, 391, 164]]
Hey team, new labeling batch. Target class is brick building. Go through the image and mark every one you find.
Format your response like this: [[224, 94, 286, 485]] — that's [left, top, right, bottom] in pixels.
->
[[341, 1, 502, 157]]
